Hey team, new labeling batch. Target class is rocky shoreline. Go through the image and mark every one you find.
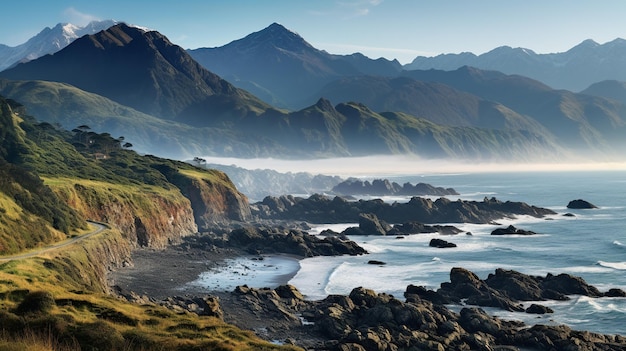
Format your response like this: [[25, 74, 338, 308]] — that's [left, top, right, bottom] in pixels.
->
[[110, 224, 626, 351]]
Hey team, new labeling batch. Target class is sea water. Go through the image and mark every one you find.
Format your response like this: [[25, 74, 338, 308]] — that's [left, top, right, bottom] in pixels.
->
[[288, 170, 626, 336]]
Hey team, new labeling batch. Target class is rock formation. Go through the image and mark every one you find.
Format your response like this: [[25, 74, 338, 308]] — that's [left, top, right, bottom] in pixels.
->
[[184, 226, 367, 257], [252, 194, 555, 224], [567, 199, 598, 209], [490, 225, 537, 235], [332, 178, 459, 196]]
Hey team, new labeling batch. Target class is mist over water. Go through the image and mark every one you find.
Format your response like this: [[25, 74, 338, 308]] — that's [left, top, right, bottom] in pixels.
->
[[202, 155, 626, 177]]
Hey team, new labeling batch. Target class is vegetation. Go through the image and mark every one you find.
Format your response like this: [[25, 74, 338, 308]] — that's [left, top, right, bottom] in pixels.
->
[[0, 247, 301, 351], [0, 95, 300, 349]]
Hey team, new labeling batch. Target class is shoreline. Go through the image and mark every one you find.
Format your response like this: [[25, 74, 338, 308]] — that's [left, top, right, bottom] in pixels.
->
[[109, 244, 302, 300]]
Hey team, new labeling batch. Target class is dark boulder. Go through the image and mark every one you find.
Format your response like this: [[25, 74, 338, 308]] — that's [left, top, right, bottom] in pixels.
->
[[491, 225, 536, 235], [367, 260, 386, 265], [566, 199, 597, 209], [526, 303, 554, 314], [429, 238, 457, 248]]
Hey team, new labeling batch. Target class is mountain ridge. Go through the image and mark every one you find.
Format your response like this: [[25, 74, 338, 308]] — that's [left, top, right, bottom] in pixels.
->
[[405, 38, 626, 91], [188, 22, 402, 109]]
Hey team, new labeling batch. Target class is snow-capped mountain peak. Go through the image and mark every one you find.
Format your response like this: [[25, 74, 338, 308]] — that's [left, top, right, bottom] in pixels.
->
[[0, 20, 119, 71]]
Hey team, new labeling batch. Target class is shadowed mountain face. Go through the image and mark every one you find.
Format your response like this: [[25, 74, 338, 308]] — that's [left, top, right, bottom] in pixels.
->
[[582, 80, 626, 106], [402, 67, 626, 155], [188, 23, 402, 109], [0, 23, 608, 161], [0, 23, 270, 126]]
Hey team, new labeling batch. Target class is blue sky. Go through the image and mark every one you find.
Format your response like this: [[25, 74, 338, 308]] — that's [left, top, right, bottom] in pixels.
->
[[1, 0, 626, 64]]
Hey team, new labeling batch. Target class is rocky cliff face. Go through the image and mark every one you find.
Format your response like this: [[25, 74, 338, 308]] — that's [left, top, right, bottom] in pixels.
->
[[52, 181, 198, 249], [180, 174, 252, 229], [161, 168, 252, 230]]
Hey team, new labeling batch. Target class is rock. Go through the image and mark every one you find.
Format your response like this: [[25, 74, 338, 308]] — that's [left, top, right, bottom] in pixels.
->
[[604, 288, 626, 297], [251, 194, 556, 224], [491, 225, 536, 235], [566, 199, 598, 209], [358, 213, 390, 235], [525, 303, 553, 314], [563, 213, 576, 217], [192, 226, 367, 257], [332, 178, 459, 197], [367, 260, 386, 265], [387, 222, 462, 235], [429, 238, 457, 248], [217, 276, 626, 351], [275, 285, 304, 300]]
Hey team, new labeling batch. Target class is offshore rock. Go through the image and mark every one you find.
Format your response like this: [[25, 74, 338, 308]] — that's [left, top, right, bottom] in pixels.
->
[[332, 178, 459, 196], [490, 225, 537, 235], [252, 194, 556, 224], [567, 199, 598, 209], [429, 238, 457, 248]]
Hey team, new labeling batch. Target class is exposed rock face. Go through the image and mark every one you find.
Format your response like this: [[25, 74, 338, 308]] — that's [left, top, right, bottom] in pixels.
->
[[252, 194, 556, 224], [567, 199, 598, 209], [490, 225, 537, 235], [60, 183, 198, 249], [185, 226, 367, 257], [175, 172, 252, 228], [332, 178, 459, 196]]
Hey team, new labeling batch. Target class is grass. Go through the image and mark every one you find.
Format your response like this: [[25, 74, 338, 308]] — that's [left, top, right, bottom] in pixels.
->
[[0, 229, 302, 351]]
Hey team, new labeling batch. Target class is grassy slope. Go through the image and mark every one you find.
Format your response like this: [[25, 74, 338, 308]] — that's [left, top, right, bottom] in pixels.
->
[[0, 79, 281, 159], [0, 97, 299, 349], [0, 228, 300, 351]]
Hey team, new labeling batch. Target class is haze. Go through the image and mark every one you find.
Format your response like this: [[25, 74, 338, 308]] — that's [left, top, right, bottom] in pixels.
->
[[202, 155, 626, 177]]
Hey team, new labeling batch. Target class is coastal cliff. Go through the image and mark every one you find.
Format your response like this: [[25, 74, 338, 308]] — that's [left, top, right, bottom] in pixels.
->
[[49, 179, 198, 249]]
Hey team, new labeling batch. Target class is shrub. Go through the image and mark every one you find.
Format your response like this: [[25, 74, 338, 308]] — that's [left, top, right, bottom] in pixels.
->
[[15, 291, 56, 315]]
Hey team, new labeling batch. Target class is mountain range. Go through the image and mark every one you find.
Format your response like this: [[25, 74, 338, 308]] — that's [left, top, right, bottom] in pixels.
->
[[405, 38, 626, 92], [188, 23, 402, 110], [0, 21, 625, 162]]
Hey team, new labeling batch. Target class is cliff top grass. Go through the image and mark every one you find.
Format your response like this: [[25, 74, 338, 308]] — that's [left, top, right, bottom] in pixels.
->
[[0, 227, 301, 351]]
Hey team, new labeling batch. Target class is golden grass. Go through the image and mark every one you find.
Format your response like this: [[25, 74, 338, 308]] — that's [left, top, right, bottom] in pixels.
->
[[0, 227, 302, 351]]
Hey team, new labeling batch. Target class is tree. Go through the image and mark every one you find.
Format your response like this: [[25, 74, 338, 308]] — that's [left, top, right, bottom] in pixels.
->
[[122, 142, 133, 149], [193, 157, 207, 167]]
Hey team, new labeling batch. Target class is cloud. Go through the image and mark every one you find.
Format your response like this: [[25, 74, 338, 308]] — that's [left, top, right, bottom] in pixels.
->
[[63, 7, 100, 26], [341, 0, 384, 18], [310, 0, 383, 19]]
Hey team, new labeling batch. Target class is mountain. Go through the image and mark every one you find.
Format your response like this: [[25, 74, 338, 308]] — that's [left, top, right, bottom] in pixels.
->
[[264, 99, 565, 160], [188, 23, 402, 109], [404, 38, 626, 91], [0, 79, 287, 159], [582, 80, 626, 106], [0, 23, 587, 161], [0, 23, 270, 126], [312, 75, 550, 134], [402, 66, 626, 156], [0, 20, 117, 71]]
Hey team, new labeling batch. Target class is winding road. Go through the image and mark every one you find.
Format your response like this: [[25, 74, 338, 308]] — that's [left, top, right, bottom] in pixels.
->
[[0, 221, 108, 261]]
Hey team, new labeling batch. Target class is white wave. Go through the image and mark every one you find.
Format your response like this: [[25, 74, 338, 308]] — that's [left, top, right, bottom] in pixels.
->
[[597, 261, 626, 270], [613, 240, 625, 247]]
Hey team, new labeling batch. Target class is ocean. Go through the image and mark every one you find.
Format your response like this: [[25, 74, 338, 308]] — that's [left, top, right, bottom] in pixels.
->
[[286, 170, 626, 336]]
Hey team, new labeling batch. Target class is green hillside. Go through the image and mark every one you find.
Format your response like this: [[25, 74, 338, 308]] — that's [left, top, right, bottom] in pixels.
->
[[0, 95, 298, 350]]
